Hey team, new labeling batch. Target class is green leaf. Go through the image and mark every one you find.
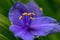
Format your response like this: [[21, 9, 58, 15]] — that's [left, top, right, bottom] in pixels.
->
[[0, 0, 16, 17], [35, 0, 55, 17], [0, 14, 16, 40], [0, 24, 16, 40], [47, 34, 59, 40], [0, 14, 11, 26], [0, 0, 12, 16], [0, 0, 12, 10], [0, 34, 9, 40]]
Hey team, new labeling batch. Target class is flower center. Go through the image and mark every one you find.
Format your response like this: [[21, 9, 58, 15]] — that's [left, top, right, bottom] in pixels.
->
[[19, 12, 35, 20], [19, 12, 35, 28]]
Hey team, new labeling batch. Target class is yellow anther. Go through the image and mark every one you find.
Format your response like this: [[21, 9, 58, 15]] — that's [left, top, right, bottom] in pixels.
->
[[32, 13, 35, 15], [28, 13, 32, 16], [28, 13, 35, 16], [19, 16, 22, 20], [30, 17, 35, 20], [40, 8, 43, 11], [22, 13, 28, 15]]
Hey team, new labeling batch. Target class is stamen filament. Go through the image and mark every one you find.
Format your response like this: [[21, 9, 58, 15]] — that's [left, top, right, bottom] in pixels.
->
[[19, 12, 35, 20]]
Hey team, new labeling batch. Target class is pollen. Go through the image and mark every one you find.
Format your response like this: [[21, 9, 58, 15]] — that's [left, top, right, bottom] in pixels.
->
[[19, 16, 23, 20], [28, 13, 32, 16], [40, 8, 43, 11], [32, 13, 35, 15], [22, 13, 28, 15], [30, 17, 35, 20], [28, 13, 35, 16]]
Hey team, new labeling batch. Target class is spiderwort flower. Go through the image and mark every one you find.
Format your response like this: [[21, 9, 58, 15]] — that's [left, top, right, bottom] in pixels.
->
[[9, 0, 60, 40]]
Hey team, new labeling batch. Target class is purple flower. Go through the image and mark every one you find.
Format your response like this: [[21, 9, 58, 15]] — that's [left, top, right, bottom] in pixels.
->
[[9, 0, 60, 40]]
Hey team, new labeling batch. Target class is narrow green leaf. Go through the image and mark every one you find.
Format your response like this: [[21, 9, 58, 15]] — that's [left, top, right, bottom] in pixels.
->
[[0, 21, 9, 31], [0, 14, 16, 40], [9, 0, 15, 4], [0, 24, 16, 40], [0, 0, 12, 16], [0, 0, 12, 10], [0, 34, 9, 40], [35, 0, 55, 17], [16, 38, 20, 40], [38, 37, 44, 40], [0, 14, 11, 26]]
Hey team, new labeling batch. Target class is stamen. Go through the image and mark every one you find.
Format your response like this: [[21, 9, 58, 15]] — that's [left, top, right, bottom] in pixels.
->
[[22, 13, 28, 15], [19, 16, 22, 20], [40, 8, 43, 11], [28, 13, 35, 16], [30, 17, 35, 20], [20, 12, 35, 20], [32, 13, 35, 15], [28, 13, 32, 16]]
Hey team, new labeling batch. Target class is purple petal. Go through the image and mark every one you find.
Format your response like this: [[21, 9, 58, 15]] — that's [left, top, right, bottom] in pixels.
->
[[9, 25, 24, 34], [9, 9, 24, 26], [9, 2, 28, 26], [16, 31, 34, 40], [14, 29, 34, 40], [30, 24, 58, 36], [30, 16, 58, 25], [27, 1, 43, 17], [51, 25, 60, 33], [13, 2, 29, 13], [30, 17, 58, 36], [9, 25, 34, 40]]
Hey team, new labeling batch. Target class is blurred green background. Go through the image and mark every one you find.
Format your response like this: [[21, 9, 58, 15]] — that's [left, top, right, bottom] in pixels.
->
[[0, 0, 60, 40]]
